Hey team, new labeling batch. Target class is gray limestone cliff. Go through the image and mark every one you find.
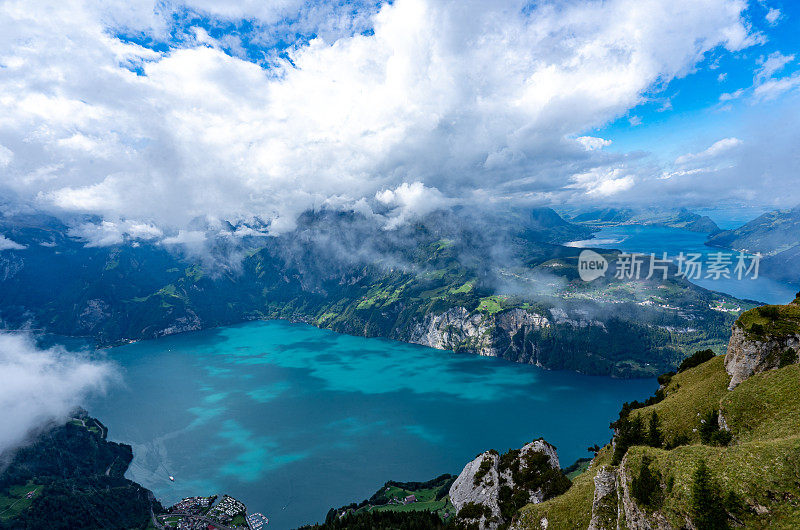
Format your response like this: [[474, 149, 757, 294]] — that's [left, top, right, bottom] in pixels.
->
[[407, 307, 550, 362], [449, 440, 563, 530], [617, 457, 674, 530], [724, 325, 800, 389], [588, 466, 619, 530]]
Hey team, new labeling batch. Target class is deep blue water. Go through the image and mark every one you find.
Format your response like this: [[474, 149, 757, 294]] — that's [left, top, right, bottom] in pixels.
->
[[89, 321, 656, 529], [569, 225, 798, 305]]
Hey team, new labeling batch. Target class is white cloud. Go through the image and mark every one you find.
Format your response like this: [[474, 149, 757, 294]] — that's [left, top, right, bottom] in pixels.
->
[[0, 0, 760, 240], [570, 167, 635, 197], [675, 137, 743, 165], [753, 73, 800, 101], [756, 51, 794, 82], [747, 52, 800, 102], [0, 332, 116, 455], [765, 8, 781, 25], [161, 230, 208, 246], [0, 235, 26, 250], [576, 136, 612, 151], [375, 182, 449, 229], [719, 88, 745, 101], [69, 220, 163, 247], [717, 72, 728, 82]]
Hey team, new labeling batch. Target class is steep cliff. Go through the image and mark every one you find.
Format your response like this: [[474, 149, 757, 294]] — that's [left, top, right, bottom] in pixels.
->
[[407, 307, 550, 361], [724, 303, 800, 389], [586, 466, 618, 530], [449, 440, 568, 530]]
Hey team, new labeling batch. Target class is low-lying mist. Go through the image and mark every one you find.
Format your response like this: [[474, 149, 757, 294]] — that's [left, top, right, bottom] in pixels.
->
[[0, 332, 117, 462]]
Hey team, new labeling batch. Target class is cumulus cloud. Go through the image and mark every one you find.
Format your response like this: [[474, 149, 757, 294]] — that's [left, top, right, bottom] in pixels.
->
[[570, 167, 635, 197], [375, 182, 450, 229], [0, 0, 763, 240], [0, 332, 117, 456]]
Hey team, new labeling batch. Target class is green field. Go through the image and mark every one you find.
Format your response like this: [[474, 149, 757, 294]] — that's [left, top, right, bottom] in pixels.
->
[[353, 484, 455, 519], [0, 482, 43, 522]]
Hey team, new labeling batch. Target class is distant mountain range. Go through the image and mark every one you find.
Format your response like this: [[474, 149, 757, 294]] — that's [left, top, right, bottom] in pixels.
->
[[567, 207, 721, 234], [0, 207, 747, 377], [706, 205, 800, 285]]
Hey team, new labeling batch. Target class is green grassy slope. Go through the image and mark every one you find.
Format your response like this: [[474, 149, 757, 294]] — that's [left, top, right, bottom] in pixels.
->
[[514, 354, 800, 529]]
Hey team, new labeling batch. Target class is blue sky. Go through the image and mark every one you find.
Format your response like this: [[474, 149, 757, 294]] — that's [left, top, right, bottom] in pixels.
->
[[598, 0, 800, 160]]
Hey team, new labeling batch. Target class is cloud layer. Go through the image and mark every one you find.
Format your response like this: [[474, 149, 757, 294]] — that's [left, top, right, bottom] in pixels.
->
[[0, 0, 791, 243], [0, 332, 116, 456]]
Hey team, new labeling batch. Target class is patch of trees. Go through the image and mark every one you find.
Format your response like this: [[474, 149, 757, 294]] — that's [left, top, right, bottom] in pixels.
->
[[0, 419, 132, 490], [611, 411, 665, 465], [308, 509, 450, 530], [779, 348, 797, 368], [698, 411, 733, 446], [496, 450, 571, 519], [631, 456, 662, 510], [0, 416, 159, 530], [7, 478, 155, 530], [563, 458, 592, 475], [677, 349, 715, 373], [472, 457, 494, 486], [691, 460, 747, 530]]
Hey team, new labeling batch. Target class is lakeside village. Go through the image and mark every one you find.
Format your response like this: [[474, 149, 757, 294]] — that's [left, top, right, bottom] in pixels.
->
[[156, 494, 269, 530]]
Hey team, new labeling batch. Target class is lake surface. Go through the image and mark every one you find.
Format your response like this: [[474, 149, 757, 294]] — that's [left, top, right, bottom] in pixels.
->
[[569, 225, 798, 305], [90, 320, 656, 529]]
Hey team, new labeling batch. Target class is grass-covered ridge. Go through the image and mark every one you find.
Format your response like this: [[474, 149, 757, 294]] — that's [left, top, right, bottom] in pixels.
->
[[513, 343, 800, 529], [735, 301, 800, 339]]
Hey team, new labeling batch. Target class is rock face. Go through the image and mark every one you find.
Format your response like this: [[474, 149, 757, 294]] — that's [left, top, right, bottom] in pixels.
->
[[449, 440, 563, 530], [408, 307, 550, 361], [724, 325, 800, 389], [617, 457, 672, 530], [588, 466, 618, 530], [449, 450, 503, 528]]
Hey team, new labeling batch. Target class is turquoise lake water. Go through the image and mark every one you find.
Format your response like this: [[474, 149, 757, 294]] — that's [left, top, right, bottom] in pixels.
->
[[570, 225, 798, 305], [89, 320, 656, 529]]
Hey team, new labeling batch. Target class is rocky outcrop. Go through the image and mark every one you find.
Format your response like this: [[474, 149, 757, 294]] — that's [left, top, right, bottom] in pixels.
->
[[724, 325, 800, 389], [617, 457, 673, 530], [449, 440, 564, 530], [408, 307, 495, 355], [407, 307, 550, 361], [588, 466, 618, 530], [449, 450, 503, 528]]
